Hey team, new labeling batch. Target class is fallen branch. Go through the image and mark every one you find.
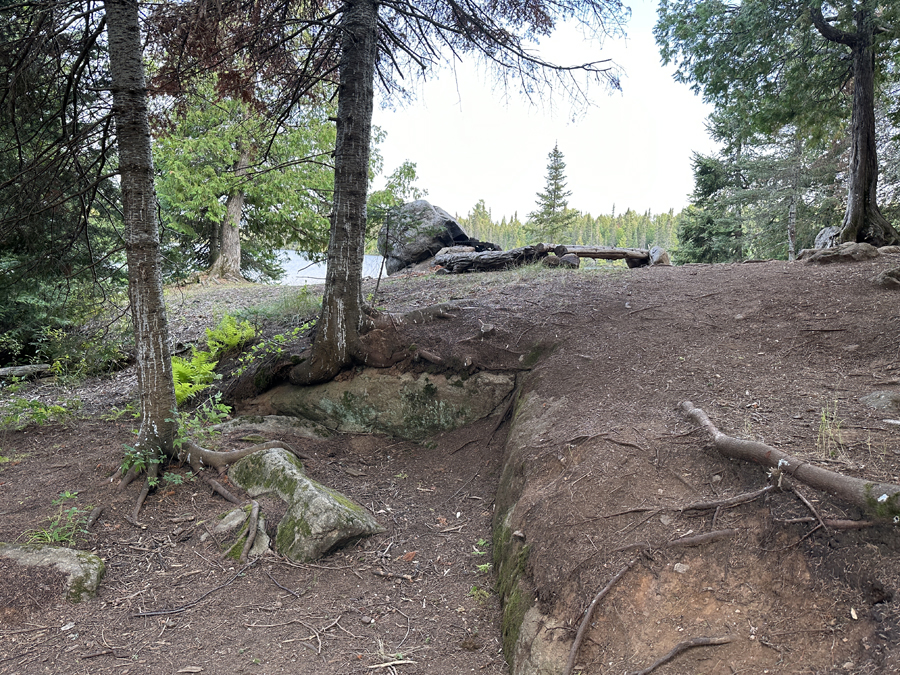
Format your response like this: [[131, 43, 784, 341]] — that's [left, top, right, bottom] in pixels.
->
[[563, 558, 638, 675], [681, 486, 774, 513], [679, 401, 900, 518], [629, 636, 733, 675]]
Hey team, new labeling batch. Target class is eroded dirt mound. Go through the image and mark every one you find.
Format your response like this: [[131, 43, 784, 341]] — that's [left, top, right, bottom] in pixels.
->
[[2, 254, 900, 675]]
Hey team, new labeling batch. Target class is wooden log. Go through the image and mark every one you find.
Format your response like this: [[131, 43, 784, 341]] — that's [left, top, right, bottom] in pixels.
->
[[555, 245, 650, 261], [0, 364, 51, 380], [434, 244, 551, 273]]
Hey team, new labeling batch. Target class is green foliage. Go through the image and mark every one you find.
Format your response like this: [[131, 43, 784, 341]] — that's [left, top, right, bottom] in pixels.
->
[[153, 76, 337, 280], [367, 159, 428, 247], [0, 397, 80, 431], [121, 442, 162, 477], [205, 314, 256, 358], [172, 350, 219, 405], [236, 326, 308, 378], [526, 144, 578, 243], [169, 392, 232, 453], [459, 201, 682, 252]]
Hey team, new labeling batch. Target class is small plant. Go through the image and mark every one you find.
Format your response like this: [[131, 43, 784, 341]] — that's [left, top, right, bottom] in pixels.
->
[[25, 505, 90, 546], [817, 400, 846, 459], [121, 442, 162, 477], [169, 392, 232, 452], [476, 562, 492, 573], [52, 490, 79, 505], [468, 585, 491, 602], [472, 538, 489, 556], [235, 325, 308, 377]]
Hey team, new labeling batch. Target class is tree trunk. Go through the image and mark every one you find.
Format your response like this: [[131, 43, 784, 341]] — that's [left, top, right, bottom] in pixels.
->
[[812, 4, 900, 247], [290, 0, 378, 385], [209, 147, 249, 280], [105, 0, 177, 456]]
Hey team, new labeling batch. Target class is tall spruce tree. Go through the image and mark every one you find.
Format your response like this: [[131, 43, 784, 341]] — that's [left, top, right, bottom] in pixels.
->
[[526, 144, 578, 243]]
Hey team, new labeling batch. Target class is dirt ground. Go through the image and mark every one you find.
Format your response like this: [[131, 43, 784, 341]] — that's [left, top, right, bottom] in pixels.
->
[[2, 253, 900, 675]]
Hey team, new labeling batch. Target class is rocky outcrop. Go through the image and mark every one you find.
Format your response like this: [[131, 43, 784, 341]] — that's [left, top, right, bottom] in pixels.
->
[[0, 543, 105, 602], [260, 370, 516, 441], [798, 241, 880, 263], [378, 200, 499, 275], [229, 448, 383, 562]]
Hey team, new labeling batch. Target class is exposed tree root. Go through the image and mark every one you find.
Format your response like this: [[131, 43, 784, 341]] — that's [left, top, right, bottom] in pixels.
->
[[628, 636, 734, 675], [563, 558, 638, 675], [240, 500, 260, 563], [680, 400, 900, 518]]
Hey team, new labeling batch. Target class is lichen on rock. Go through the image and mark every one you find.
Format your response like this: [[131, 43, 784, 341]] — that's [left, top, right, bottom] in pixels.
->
[[229, 448, 383, 562]]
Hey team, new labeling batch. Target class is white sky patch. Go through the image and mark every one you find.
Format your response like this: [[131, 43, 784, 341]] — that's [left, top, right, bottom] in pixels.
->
[[371, 0, 718, 221]]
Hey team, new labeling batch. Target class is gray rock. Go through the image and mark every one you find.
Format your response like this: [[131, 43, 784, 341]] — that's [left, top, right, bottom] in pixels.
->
[[265, 370, 516, 440], [872, 267, 900, 289], [879, 246, 900, 255], [377, 200, 499, 275], [798, 242, 880, 263], [650, 246, 672, 266], [229, 448, 383, 562], [212, 414, 330, 440], [814, 226, 841, 249], [859, 391, 900, 411], [0, 543, 105, 602]]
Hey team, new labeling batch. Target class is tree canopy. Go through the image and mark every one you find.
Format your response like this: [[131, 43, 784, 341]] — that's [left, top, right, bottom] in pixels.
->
[[656, 0, 900, 247]]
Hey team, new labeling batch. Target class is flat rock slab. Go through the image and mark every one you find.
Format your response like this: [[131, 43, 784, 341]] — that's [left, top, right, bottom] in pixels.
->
[[0, 543, 104, 602], [212, 414, 331, 440], [264, 370, 515, 440], [860, 391, 900, 411], [229, 448, 383, 562]]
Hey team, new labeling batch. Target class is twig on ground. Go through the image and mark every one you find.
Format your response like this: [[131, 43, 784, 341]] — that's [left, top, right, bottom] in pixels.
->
[[773, 517, 875, 529], [681, 486, 774, 513], [562, 558, 638, 675], [266, 570, 304, 598], [368, 660, 417, 669], [443, 468, 481, 504], [792, 487, 828, 531], [628, 635, 733, 675], [133, 561, 255, 617]]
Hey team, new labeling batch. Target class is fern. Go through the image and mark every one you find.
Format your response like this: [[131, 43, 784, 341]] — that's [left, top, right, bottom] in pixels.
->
[[205, 314, 255, 358], [172, 350, 219, 404]]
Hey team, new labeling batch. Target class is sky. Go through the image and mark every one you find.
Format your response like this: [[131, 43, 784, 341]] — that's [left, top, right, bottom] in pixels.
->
[[370, 0, 718, 222]]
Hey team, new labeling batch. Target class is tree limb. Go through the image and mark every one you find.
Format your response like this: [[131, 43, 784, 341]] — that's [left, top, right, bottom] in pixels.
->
[[628, 636, 734, 675], [809, 6, 857, 46], [679, 401, 900, 518]]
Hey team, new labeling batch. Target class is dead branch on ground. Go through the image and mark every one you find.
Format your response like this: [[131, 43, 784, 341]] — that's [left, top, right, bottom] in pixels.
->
[[679, 401, 900, 518], [628, 635, 734, 675], [563, 559, 638, 675]]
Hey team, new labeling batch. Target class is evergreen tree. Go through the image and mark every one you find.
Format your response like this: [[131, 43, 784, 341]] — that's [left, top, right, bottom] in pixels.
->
[[526, 144, 579, 243]]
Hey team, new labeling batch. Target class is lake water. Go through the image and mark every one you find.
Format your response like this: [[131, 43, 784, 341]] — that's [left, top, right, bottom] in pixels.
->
[[278, 250, 386, 286]]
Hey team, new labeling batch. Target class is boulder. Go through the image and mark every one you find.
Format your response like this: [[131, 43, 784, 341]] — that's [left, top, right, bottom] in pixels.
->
[[0, 543, 105, 602], [378, 200, 499, 274], [879, 246, 900, 255], [872, 267, 900, 289], [798, 242, 880, 263], [263, 370, 516, 440], [649, 246, 672, 266], [859, 391, 900, 411], [229, 448, 383, 562], [541, 255, 579, 269]]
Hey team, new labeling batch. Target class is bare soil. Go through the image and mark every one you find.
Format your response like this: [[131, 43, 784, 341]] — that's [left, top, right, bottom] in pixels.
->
[[2, 254, 900, 675]]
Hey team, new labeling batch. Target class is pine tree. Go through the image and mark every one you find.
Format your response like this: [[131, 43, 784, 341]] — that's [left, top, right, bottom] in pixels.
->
[[526, 144, 578, 243]]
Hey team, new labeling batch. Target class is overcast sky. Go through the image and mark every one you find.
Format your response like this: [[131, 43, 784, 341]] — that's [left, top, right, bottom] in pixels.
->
[[370, 0, 718, 221]]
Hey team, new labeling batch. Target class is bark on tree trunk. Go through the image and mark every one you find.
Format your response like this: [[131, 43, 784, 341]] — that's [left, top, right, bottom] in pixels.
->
[[209, 148, 249, 280], [105, 0, 177, 455], [290, 0, 378, 385], [811, 5, 900, 247]]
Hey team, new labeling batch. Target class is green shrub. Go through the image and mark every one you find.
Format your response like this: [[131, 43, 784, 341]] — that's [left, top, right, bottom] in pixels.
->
[[205, 314, 256, 358]]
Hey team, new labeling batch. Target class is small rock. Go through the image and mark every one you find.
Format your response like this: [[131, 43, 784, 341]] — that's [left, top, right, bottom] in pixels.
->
[[673, 563, 690, 574], [872, 267, 900, 289], [660, 515, 673, 526], [860, 391, 900, 411], [360, 615, 374, 624]]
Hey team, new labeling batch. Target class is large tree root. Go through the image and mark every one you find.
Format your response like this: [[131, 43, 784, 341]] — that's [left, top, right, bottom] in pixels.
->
[[124, 438, 304, 524], [680, 401, 900, 519]]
